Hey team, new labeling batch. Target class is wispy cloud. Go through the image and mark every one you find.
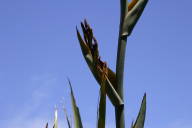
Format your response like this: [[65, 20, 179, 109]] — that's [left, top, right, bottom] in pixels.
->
[[3, 74, 57, 128]]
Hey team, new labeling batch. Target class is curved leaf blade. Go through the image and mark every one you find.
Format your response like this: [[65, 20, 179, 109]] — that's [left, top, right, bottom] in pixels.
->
[[68, 80, 83, 128]]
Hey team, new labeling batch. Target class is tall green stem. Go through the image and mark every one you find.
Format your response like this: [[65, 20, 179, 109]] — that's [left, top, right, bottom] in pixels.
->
[[115, 37, 127, 128], [115, 0, 128, 128]]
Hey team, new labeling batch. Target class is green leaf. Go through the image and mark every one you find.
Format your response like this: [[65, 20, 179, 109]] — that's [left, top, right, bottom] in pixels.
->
[[97, 88, 106, 128], [133, 93, 147, 128], [122, 0, 148, 36], [68, 80, 83, 128], [97, 65, 107, 128]]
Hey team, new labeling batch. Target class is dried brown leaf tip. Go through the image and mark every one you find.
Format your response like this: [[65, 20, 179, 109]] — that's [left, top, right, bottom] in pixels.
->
[[77, 20, 117, 88], [78, 20, 105, 71], [77, 21, 125, 106], [82, 20, 107, 79], [80, 20, 99, 65]]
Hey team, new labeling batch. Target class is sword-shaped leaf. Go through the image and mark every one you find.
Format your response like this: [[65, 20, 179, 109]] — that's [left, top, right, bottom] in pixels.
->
[[133, 93, 146, 128], [68, 80, 83, 128]]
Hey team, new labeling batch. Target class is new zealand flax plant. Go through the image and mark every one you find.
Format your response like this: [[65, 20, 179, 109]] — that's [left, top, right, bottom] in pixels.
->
[[46, 0, 148, 127]]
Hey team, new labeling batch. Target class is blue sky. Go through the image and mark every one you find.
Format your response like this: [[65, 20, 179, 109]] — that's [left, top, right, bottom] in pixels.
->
[[0, 0, 192, 128]]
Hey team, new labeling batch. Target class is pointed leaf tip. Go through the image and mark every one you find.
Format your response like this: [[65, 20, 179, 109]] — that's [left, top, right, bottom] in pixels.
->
[[133, 93, 147, 128], [68, 80, 83, 128], [67, 79, 72, 90]]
